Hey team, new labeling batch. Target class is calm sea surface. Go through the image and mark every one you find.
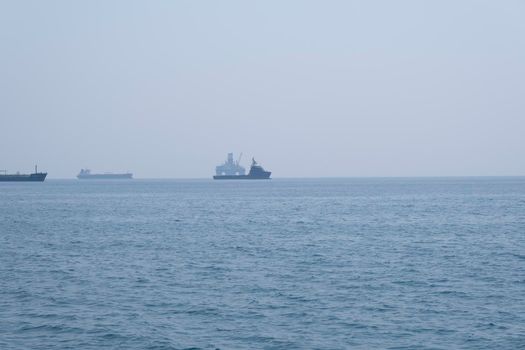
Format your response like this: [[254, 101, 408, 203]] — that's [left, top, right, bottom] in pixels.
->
[[1, 178, 524, 349]]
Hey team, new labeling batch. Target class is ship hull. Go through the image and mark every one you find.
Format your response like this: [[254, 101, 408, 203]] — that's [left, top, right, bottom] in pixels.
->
[[77, 173, 133, 180], [213, 172, 271, 180], [0, 173, 47, 182]]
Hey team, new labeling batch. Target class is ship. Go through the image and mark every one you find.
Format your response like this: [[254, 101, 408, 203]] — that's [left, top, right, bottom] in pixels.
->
[[0, 165, 47, 182], [77, 169, 133, 180], [213, 153, 271, 180]]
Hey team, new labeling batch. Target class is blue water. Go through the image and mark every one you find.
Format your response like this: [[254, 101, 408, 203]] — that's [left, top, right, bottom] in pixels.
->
[[1, 178, 524, 349]]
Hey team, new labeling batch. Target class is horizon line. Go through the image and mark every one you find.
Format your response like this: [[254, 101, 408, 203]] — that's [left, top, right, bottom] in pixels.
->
[[42, 175, 525, 181]]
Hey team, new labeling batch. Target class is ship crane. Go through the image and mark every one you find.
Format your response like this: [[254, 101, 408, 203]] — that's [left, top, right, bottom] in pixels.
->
[[237, 152, 243, 166]]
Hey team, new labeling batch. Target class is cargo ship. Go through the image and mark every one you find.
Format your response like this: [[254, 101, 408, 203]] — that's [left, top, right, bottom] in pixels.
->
[[77, 169, 133, 180], [213, 153, 271, 180], [0, 165, 47, 182]]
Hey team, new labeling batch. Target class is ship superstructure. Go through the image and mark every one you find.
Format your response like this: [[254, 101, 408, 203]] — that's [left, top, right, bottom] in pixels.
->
[[215, 153, 246, 176]]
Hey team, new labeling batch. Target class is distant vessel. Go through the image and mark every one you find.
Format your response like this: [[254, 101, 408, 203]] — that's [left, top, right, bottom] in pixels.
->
[[0, 165, 47, 182], [77, 169, 133, 180], [213, 153, 271, 180]]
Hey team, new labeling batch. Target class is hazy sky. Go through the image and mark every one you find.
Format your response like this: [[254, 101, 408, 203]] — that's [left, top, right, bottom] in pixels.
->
[[1, 1, 524, 178]]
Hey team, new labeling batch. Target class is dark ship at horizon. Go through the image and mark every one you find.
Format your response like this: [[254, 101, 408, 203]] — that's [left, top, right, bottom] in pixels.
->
[[213, 153, 271, 180], [77, 169, 133, 180], [0, 165, 47, 182]]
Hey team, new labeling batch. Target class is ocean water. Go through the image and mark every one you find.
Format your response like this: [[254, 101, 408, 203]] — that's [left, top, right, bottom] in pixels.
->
[[1, 178, 524, 349]]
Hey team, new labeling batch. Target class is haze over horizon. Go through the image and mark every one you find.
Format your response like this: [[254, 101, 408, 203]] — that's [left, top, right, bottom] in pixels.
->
[[1, 1, 524, 179]]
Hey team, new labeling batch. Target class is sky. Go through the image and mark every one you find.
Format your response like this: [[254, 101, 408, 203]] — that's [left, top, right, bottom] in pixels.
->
[[1, 0, 524, 178]]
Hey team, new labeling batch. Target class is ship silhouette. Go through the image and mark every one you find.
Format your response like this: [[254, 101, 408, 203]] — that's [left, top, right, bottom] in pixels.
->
[[0, 165, 47, 182], [77, 169, 133, 180], [213, 153, 271, 180]]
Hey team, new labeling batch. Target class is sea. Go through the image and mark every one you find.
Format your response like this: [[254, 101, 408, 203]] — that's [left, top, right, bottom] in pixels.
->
[[1, 178, 524, 349]]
